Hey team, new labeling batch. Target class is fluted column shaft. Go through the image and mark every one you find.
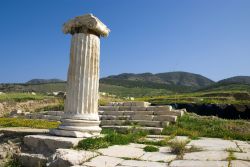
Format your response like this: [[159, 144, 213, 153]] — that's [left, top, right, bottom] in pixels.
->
[[64, 33, 100, 120]]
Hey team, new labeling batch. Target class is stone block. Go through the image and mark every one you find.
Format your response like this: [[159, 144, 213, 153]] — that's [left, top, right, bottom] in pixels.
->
[[101, 120, 127, 126], [134, 111, 154, 115], [102, 111, 124, 116], [153, 115, 177, 122], [140, 152, 176, 162], [84, 155, 124, 167], [130, 120, 161, 127], [42, 115, 61, 121], [47, 149, 98, 167], [131, 115, 154, 121], [120, 160, 166, 167], [131, 101, 151, 107], [123, 111, 135, 115], [147, 106, 172, 112], [154, 110, 183, 116], [170, 160, 228, 167], [30, 114, 43, 119], [231, 160, 250, 167], [183, 151, 228, 161], [161, 121, 170, 127], [17, 153, 47, 167], [118, 106, 132, 111], [131, 106, 147, 111], [47, 111, 64, 116], [99, 106, 119, 111], [23, 135, 83, 155], [123, 102, 133, 106], [98, 145, 145, 158], [170, 110, 185, 116]]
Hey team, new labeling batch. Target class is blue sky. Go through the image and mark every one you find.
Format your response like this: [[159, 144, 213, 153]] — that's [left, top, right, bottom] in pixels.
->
[[0, 0, 250, 83]]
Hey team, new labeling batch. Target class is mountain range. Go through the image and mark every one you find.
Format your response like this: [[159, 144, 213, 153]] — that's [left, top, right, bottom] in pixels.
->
[[19, 72, 250, 96]]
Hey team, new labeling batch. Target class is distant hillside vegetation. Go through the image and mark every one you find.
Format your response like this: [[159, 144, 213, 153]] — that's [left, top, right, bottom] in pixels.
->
[[26, 79, 65, 84], [100, 72, 215, 91], [218, 76, 250, 85]]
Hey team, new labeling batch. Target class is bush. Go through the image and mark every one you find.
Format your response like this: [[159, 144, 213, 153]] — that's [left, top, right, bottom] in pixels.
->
[[77, 138, 110, 150], [143, 145, 159, 152]]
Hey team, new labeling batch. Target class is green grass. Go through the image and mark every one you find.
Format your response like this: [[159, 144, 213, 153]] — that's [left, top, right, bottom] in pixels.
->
[[0, 118, 60, 129], [137, 90, 250, 105], [77, 131, 147, 150], [143, 145, 159, 152], [0, 93, 49, 102], [162, 113, 250, 141]]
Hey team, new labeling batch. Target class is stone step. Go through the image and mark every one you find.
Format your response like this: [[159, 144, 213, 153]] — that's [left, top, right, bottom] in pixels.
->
[[100, 115, 131, 120], [41, 115, 61, 121], [16, 153, 47, 167], [147, 106, 172, 112], [154, 110, 184, 116], [131, 115, 154, 121], [46, 111, 64, 116], [130, 120, 162, 127], [153, 115, 177, 122], [101, 126, 163, 135], [23, 135, 83, 156]]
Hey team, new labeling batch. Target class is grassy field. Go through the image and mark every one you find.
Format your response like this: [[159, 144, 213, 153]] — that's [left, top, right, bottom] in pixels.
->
[[0, 93, 51, 102], [163, 113, 250, 141], [0, 118, 60, 129], [137, 91, 250, 105]]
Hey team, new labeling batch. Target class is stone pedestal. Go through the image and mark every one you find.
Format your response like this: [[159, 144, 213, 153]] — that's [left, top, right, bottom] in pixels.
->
[[50, 14, 110, 138]]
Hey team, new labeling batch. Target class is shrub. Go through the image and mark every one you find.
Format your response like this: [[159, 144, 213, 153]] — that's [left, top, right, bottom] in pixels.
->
[[143, 145, 159, 152], [77, 138, 110, 150]]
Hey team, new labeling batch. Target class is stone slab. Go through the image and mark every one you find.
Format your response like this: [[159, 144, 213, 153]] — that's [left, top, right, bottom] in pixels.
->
[[102, 111, 124, 116], [84, 155, 124, 167], [99, 106, 119, 111], [23, 135, 83, 154], [234, 152, 250, 160], [17, 153, 47, 167], [50, 129, 99, 138], [131, 115, 154, 121], [153, 115, 177, 122], [183, 151, 228, 161], [134, 111, 154, 115], [131, 106, 147, 111], [231, 160, 250, 167], [170, 160, 228, 167], [120, 160, 168, 167], [147, 106, 172, 112], [186, 137, 239, 151], [98, 145, 145, 158], [140, 152, 176, 162], [130, 120, 162, 127], [47, 149, 98, 167]]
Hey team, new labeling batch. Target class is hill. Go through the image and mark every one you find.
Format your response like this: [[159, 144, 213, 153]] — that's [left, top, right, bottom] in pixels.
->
[[100, 71, 215, 91], [26, 79, 65, 84], [218, 76, 250, 85]]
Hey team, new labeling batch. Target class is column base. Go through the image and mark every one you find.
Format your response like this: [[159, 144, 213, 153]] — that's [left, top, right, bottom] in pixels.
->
[[50, 119, 102, 138]]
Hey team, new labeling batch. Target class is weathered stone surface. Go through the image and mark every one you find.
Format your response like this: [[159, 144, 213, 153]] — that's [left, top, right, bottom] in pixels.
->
[[47, 111, 64, 116], [234, 152, 250, 160], [170, 160, 228, 167], [130, 120, 162, 127], [140, 152, 176, 162], [131, 106, 147, 111], [99, 106, 119, 111], [131, 115, 154, 121], [132, 102, 151, 107], [154, 110, 183, 116], [101, 120, 126, 126], [120, 160, 167, 167], [183, 151, 228, 161], [42, 115, 61, 121], [231, 160, 250, 167], [153, 115, 177, 122], [98, 145, 145, 158], [234, 140, 250, 152], [47, 149, 98, 167], [118, 106, 132, 111], [102, 111, 124, 116], [24, 135, 83, 154], [123, 111, 135, 115], [84, 155, 123, 167], [18, 153, 47, 167], [186, 137, 239, 151], [147, 106, 172, 112]]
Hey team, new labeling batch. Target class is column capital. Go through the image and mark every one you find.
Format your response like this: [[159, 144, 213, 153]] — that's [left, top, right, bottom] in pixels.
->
[[63, 13, 110, 37]]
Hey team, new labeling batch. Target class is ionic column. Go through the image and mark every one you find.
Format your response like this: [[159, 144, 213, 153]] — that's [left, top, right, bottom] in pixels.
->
[[50, 14, 110, 138]]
